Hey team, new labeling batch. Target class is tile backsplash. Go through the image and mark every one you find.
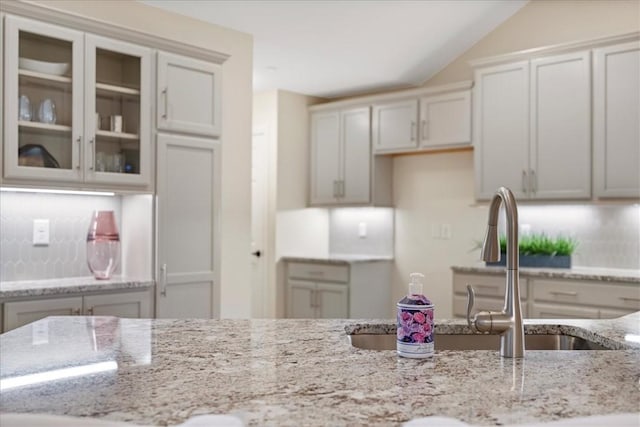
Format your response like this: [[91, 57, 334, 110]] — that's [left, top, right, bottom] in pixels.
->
[[507, 204, 640, 270], [0, 192, 122, 281], [329, 207, 394, 256]]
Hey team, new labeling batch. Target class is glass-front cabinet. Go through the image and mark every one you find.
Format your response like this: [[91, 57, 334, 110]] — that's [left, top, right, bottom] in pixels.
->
[[3, 15, 151, 189]]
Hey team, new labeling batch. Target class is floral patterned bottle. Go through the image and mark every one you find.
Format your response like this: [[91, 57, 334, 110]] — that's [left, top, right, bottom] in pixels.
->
[[397, 272, 434, 358]]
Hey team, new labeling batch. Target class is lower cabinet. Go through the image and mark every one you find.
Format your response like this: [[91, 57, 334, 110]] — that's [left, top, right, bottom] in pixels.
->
[[2, 289, 152, 332], [285, 260, 391, 319], [453, 273, 528, 317], [288, 280, 348, 318], [453, 271, 640, 320]]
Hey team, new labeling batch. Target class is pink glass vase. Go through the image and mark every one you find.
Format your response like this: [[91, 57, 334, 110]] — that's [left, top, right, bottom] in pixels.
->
[[86, 210, 120, 280]]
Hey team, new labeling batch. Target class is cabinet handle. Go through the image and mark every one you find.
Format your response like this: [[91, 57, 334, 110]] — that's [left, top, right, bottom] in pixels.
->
[[307, 271, 324, 277], [476, 285, 499, 292], [86, 307, 94, 315], [89, 137, 95, 171], [160, 263, 168, 297], [410, 121, 416, 141], [522, 170, 528, 194], [530, 169, 537, 194], [339, 180, 345, 197], [421, 119, 428, 141], [162, 87, 169, 119], [333, 180, 338, 198], [619, 297, 640, 302], [72, 308, 81, 315], [550, 291, 578, 297], [75, 136, 82, 170], [314, 290, 320, 309]]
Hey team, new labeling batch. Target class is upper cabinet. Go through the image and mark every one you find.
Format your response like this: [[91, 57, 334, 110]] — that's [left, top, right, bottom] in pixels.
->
[[156, 52, 221, 137], [372, 86, 472, 154], [593, 41, 640, 198], [309, 106, 392, 206], [372, 99, 419, 153], [3, 15, 152, 189], [473, 51, 591, 200], [419, 90, 471, 149]]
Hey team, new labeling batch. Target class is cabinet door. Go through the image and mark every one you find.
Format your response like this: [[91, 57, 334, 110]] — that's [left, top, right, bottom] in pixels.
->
[[530, 51, 591, 199], [473, 61, 529, 200], [84, 290, 152, 318], [593, 42, 640, 198], [4, 16, 83, 182], [372, 99, 419, 153], [84, 35, 151, 187], [156, 134, 219, 318], [530, 302, 599, 319], [341, 107, 371, 203], [317, 283, 348, 318], [287, 280, 317, 318], [3, 297, 83, 332], [310, 111, 340, 204], [419, 90, 471, 149], [157, 52, 221, 137]]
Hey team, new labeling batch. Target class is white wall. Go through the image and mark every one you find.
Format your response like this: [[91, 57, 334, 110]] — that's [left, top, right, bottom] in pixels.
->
[[393, 0, 640, 317], [25, 0, 254, 318], [253, 90, 328, 317]]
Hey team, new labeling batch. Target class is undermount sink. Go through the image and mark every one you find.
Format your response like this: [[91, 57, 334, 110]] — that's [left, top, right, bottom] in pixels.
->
[[348, 333, 610, 351]]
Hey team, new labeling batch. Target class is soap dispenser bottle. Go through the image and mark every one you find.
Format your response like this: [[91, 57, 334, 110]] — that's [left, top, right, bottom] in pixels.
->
[[397, 272, 435, 358]]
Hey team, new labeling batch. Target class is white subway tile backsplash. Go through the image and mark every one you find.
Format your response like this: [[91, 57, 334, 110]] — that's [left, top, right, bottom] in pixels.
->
[[1, 192, 122, 281]]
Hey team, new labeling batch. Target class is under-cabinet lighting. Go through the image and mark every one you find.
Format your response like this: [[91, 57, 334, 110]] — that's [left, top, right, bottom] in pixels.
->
[[624, 334, 640, 344], [0, 361, 118, 391], [0, 187, 115, 196]]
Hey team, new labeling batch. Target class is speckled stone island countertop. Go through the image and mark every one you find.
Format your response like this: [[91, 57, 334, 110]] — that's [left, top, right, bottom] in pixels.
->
[[1, 313, 639, 426], [0, 276, 154, 299], [452, 265, 640, 284]]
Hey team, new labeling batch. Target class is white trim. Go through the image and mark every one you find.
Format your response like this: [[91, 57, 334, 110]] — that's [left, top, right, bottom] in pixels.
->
[[0, 0, 230, 65], [469, 31, 640, 69], [309, 81, 473, 112]]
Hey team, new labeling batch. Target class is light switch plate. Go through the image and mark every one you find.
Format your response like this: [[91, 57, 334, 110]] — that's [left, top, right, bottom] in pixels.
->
[[33, 219, 50, 246]]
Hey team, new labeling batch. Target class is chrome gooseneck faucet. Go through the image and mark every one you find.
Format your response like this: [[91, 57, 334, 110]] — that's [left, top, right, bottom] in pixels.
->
[[467, 187, 525, 358]]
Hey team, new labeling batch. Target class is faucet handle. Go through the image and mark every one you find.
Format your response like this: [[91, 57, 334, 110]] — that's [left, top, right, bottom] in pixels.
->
[[466, 285, 477, 332]]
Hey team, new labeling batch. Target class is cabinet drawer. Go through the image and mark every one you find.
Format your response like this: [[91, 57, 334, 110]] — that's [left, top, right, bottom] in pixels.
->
[[287, 262, 349, 283], [453, 295, 528, 318], [532, 279, 640, 310], [453, 273, 527, 299], [530, 302, 599, 319]]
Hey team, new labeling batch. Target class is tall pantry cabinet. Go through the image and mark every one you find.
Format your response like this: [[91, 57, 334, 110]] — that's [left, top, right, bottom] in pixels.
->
[[155, 52, 222, 318]]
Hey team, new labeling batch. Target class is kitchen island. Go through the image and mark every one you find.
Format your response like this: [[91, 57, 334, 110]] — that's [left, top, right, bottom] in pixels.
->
[[1, 314, 639, 426]]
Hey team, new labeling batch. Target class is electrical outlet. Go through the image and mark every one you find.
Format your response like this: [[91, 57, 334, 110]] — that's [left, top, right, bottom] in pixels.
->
[[33, 219, 50, 246], [358, 222, 367, 238], [441, 223, 452, 240]]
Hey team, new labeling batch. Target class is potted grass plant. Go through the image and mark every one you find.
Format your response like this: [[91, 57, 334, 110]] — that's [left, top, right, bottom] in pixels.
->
[[486, 233, 577, 268]]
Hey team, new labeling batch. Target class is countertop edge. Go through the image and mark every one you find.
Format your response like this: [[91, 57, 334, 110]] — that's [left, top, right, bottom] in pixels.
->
[[0, 277, 155, 300], [451, 265, 640, 283]]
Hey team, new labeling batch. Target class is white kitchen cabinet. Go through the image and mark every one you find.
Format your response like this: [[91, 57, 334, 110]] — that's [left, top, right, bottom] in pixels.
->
[[3, 289, 152, 332], [157, 52, 221, 137], [473, 61, 530, 200], [454, 271, 640, 320], [3, 15, 152, 189], [156, 133, 219, 319], [309, 106, 391, 206], [473, 51, 591, 200], [285, 260, 391, 319], [287, 279, 348, 319], [530, 278, 640, 319], [593, 41, 640, 199], [529, 51, 591, 199], [452, 272, 528, 318], [372, 99, 419, 153], [419, 90, 471, 149]]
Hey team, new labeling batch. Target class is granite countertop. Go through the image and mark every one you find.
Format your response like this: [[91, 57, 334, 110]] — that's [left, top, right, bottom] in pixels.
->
[[0, 276, 155, 299], [452, 265, 640, 284], [1, 314, 639, 426], [281, 254, 394, 264]]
